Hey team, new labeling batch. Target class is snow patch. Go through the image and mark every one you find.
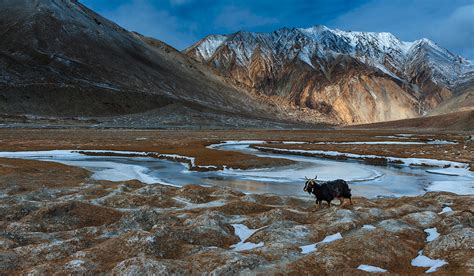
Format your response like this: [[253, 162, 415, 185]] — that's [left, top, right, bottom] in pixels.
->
[[195, 35, 227, 60], [230, 224, 266, 251], [362, 224, 376, 230], [66, 259, 85, 267], [426, 140, 457, 145], [319, 232, 343, 243], [173, 198, 227, 210], [357, 264, 387, 273], [207, 140, 266, 149], [424, 228, 440, 242], [299, 244, 318, 254], [438, 207, 453, 214], [411, 250, 448, 273], [274, 140, 455, 145], [299, 47, 315, 68], [300, 232, 342, 254], [332, 141, 425, 145], [279, 141, 308, 144]]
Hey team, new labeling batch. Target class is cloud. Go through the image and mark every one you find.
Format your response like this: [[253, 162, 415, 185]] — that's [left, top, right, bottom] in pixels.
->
[[81, 0, 474, 58], [169, 0, 193, 6], [329, 0, 474, 58], [98, 0, 198, 49], [214, 6, 278, 31], [432, 4, 474, 57]]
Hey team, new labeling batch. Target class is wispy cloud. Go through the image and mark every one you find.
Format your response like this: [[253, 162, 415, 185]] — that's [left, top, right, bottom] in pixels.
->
[[81, 0, 474, 58], [89, 0, 198, 49], [214, 6, 278, 31], [169, 0, 193, 5], [330, 0, 474, 58]]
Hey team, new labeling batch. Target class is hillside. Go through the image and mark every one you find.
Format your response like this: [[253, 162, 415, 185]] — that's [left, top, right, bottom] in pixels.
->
[[1, 1, 472, 128], [429, 79, 474, 116], [0, 0, 326, 127], [186, 26, 473, 124], [348, 110, 474, 131]]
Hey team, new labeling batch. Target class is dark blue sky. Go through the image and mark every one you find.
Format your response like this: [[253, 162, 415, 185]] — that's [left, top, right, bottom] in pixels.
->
[[81, 0, 474, 59]]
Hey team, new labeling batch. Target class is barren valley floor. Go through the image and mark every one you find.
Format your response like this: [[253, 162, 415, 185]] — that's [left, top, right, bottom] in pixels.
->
[[0, 128, 473, 274]]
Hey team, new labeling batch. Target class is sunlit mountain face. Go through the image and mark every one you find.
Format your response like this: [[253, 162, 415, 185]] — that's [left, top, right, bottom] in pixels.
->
[[186, 25, 473, 124]]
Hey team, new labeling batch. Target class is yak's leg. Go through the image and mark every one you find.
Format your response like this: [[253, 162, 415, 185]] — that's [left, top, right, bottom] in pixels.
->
[[349, 197, 353, 205], [339, 197, 345, 207], [327, 200, 331, 208]]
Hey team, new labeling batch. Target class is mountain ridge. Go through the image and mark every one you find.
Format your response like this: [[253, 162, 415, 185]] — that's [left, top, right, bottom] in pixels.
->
[[187, 25, 473, 87], [0, 1, 471, 127], [185, 25, 473, 124], [2, 0, 332, 128]]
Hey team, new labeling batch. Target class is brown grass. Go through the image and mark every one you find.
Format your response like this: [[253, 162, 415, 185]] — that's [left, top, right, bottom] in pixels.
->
[[256, 141, 473, 165], [0, 158, 90, 194], [0, 129, 470, 171]]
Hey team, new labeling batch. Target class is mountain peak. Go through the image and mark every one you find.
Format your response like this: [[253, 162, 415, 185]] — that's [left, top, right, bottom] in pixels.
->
[[304, 24, 331, 32], [187, 25, 472, 86], [185, 24, 473, 124]]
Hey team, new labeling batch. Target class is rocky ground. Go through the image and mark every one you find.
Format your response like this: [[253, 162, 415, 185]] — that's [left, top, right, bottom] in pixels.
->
[[0, 157, 473, 274]]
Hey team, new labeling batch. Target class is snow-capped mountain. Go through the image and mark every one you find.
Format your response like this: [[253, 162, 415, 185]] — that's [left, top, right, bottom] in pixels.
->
[[186, 25, 473, 124], [1, 0, 470, 126], [189, 25, 472, 86]]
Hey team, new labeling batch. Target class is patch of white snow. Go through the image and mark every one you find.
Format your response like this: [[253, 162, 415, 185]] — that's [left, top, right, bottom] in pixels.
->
[[357, 264, 387, 273], [411, 251, 448, 273], [230, 224, 266, 251], [424, 228, 440, 242], [299, 232, 342, 254], [438, 207, 453, 214], [362, 224, 376, 230]]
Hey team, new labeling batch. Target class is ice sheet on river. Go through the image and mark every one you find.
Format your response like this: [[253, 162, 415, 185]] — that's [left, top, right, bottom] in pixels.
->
[[427, 180, 473, 195], [0, 150, 175, 186], [0, 141, 472, 197], [253, 146, 469, 169], [220, 159, 383, 183]]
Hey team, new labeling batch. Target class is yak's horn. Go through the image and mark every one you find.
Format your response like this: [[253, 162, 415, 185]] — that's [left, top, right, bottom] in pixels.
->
[[315, 175, 317, 180], [304, 176, 309, 180]]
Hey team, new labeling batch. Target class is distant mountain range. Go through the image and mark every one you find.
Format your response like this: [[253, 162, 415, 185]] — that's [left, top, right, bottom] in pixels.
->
[[0, 0, 472, 127], [186, 25, 473, 124]]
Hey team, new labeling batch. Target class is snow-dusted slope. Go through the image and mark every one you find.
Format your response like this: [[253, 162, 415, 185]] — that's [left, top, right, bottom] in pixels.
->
[[185, 25, 473, 124], [187, 25, 472, 87]]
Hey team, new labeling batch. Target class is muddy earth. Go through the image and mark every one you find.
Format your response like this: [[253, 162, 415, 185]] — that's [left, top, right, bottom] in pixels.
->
[[0, 157, 473, 274], [0, 129, 472, 274]]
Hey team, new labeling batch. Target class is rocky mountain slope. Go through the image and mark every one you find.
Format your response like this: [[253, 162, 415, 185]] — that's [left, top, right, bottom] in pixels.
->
[[1, 1, 471, 127], [1, 0, 332, 127], [350, 110, 474, 132], [429, 78, 474, 116], [186, 25, 474, 124]]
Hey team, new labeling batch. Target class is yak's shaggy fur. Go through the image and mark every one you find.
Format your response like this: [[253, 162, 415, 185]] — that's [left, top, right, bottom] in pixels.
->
[[304, 177, 352, 207]]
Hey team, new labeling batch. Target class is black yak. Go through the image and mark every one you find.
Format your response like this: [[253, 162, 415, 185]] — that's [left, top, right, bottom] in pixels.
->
[[303, 176, 352, 207]]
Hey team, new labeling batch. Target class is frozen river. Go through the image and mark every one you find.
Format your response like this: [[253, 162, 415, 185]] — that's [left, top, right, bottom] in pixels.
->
[[0, 140, 472, 198]]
